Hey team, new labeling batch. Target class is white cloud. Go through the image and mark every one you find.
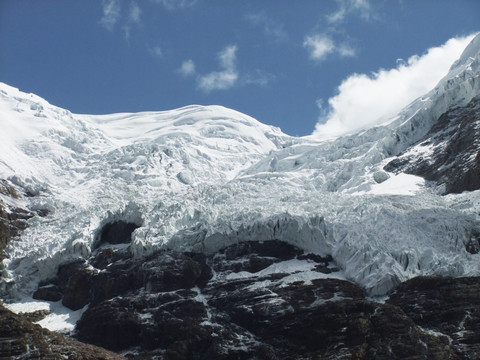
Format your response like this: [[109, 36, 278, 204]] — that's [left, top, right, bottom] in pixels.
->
[[124, 2, 142, 41], [337, 43, 356, 57], [312, 34, 475, 138], [303, 34, 355, 61], [152, 0, 197, 10], [100, 1, 142, 41], [179, 59, 196, 77], [193, 45, 272, 91], [245, 13, 287, 42], [327, 0, 373, 24], [218, 45, 236, 69], [150, 46, 163, 58], [243, 69, 275, 87], [198, 71, 238, 92], [304, 35, 334, 60], [129, 2, 142, 24], [100, 0, 121, 31], [198, 45, 239, 92]]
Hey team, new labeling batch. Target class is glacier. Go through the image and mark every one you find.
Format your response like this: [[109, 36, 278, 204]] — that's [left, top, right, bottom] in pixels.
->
[[1, 33, 480, 300]]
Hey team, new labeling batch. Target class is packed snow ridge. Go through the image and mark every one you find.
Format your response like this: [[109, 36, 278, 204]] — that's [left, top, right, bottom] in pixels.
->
[[1, 34, 480, 298]]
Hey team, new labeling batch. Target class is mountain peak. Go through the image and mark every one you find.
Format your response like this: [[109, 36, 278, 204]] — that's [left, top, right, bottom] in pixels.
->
[[450, 32, 480, 71]]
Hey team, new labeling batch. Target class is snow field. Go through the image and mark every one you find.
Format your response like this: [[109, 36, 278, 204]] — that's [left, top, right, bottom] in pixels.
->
[[1, 34, 480, 302]]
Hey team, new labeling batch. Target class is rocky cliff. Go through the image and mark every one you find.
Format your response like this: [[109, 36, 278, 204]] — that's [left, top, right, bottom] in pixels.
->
[[30, 239, 480, 359], [385, 95, 480, 194]]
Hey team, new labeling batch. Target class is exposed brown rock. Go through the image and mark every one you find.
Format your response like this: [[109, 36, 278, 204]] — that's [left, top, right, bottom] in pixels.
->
[[384, 95, 480, 194], [31, 240, 468, 359], [0, 179, 20, 199], [33, 284, 63, 302], [0, 302, 125, 360], [0, 202, 34, 262], [61, 262, 95, 311], [388, 276, 480, 359]]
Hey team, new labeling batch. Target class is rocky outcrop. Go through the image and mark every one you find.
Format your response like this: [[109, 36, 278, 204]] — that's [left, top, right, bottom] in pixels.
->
[[33, 240, 476, 359], [0, 204, 33, 262], [0, 180, 34, 262], [0, 178, 50, 263], [384, 95, 480, 194], [0, 302, 125, 360], [388, 276, 480, 360]]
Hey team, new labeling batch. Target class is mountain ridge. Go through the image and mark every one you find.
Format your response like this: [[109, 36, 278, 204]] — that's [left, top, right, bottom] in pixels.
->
[[0, 34, 480, 299], [0, 33, 480, 359]]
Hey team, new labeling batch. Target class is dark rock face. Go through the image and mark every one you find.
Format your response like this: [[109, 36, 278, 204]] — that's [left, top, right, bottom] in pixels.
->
[[0, 302, 125, 360], [32, 284, 63, 302], [465, 229, 480, 254], [0, 200, 34, 262], [211, 240, 303, 273], [388, 276, 480, 359], [33, 259, 96, 310], [0, 179, 49, 267], [0, 179, 21, 198], [384, 95, 480, 194], [33, 239, 479, 359], [61, 261, 96, 310], [77, 303, 144, 351]]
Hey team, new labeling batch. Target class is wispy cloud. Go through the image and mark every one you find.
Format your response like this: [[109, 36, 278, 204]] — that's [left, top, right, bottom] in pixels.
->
[[179, 59, 196, 77], [100, 0, 142, 42], [245, 12, 288, 42], [303, 34, 334, 61], [337, 43, 356, 57], [123, 26, 131, 42], [327, 0, 373, 24], [198, 71, 238, 92], [185, 48, 273, 90], [100, 0, 121, 31], [198, 45, 239, 92], [303, 34, 355, 61], [149, 45, 164, 58], [129, 2, 142, 24], [312, 34, 475, 138], [218, 45, 236, 69], [151, 0, 198, 10], [124, 2, 142, 41], [243, 69, 275, 87]]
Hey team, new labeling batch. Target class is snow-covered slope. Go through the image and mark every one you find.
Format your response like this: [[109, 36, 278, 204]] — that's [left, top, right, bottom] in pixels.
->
[[1, 34, 480, 299]]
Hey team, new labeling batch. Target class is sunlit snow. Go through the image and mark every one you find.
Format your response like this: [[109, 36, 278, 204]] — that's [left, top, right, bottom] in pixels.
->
[[359, 173, 425, 196], [4, 298, 86, 333], [1, 34, 480, 320]]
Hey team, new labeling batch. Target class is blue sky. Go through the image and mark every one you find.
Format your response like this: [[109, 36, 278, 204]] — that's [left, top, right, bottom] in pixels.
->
[[0, 1, 479, 136]]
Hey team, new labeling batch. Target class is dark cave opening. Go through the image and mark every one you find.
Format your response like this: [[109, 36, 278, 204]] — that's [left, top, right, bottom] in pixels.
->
[[95, 221, 140, 249]]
